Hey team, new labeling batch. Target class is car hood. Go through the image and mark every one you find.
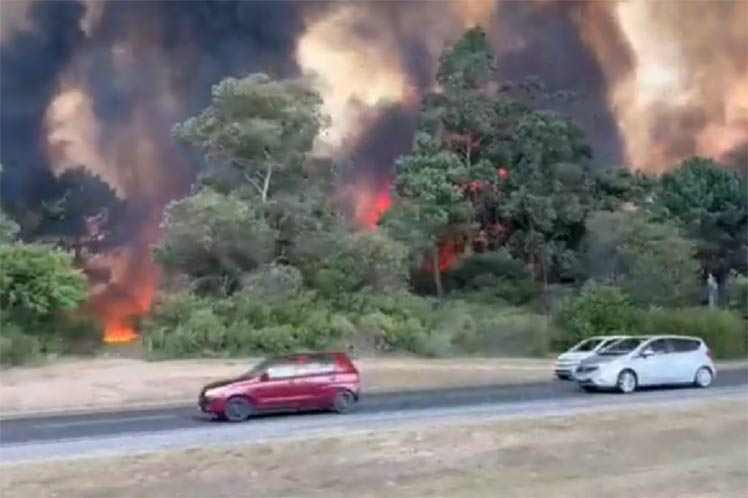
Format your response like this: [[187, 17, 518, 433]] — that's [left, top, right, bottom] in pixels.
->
[[557, 351, 593, 362], [201, 375, 255, 394], [578, 354, 621, 367]]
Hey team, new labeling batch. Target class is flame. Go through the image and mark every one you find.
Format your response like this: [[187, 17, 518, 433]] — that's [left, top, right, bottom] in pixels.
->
[[424, 241, 461, 273], [358, 187, 393, 231]]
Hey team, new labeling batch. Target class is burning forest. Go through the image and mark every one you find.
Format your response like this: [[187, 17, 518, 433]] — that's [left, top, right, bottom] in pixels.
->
[[1, 0, 746, 343]]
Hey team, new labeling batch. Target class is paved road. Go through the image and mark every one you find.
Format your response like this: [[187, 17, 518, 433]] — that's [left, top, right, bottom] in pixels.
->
[[2, 367, 746, 447]]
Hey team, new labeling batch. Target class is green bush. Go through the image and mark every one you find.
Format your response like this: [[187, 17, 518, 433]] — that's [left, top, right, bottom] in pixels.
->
[[0, 323, 41, 366], [644, 307, 747, 359], [555, 286, 642, 349]]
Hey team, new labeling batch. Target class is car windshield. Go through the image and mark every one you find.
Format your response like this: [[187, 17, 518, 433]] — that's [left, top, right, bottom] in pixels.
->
[[599, 338, 643, 355], [245, 358, 280, 376], [571, 338, 603, 352]]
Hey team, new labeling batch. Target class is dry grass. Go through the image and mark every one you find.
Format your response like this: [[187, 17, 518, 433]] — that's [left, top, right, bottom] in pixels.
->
[[2, 400, 746, 498], [0, 357, 552, 415]]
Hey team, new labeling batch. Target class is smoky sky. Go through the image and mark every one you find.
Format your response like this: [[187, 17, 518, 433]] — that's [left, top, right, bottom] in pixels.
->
[[2, 0, 650, 225]]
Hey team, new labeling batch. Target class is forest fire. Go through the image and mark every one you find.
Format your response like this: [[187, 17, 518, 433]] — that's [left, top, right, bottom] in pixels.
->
[[1, 0, 745, 345]]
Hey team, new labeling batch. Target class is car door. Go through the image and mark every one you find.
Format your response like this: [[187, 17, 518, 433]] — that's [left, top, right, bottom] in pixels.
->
[[252, 360, 302, 411], [295, 355, 337, 409], [634, 339, 674, 386], [668, 338, 702, 383]]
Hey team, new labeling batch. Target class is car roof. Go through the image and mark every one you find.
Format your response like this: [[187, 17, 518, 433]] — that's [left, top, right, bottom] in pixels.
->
[[641, 335, 704, 341], [273, 351, 350, 360]]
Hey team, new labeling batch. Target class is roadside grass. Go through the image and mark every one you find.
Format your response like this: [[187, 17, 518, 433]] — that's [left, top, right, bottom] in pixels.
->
[[2, 399, 746, 498]]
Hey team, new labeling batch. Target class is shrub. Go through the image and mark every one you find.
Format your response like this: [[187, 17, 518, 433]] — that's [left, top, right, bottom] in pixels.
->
[[0, 322, 41, 366], [726, 273, 748, 319], [446, 252, 541, 305], [555, 286, 641, 349], [644, 307, 747, 359]]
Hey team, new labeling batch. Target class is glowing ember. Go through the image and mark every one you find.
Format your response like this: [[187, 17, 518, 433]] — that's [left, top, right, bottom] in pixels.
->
[[105, 322, 139, 344]]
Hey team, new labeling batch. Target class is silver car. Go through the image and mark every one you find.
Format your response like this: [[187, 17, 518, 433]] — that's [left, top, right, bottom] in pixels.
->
[[554, 335, 629, 380], [574, 335, 716, 393]]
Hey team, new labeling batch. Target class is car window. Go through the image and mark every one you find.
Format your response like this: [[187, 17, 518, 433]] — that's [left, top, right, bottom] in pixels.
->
[[598, 338, 620, 349], [647, 339, 671, 354], [572, 338, 603, 352], [266, 362, 299, 380], [298, 356, 336, 376], [670, 338, 701, 352], [599, 338, 643, 355]]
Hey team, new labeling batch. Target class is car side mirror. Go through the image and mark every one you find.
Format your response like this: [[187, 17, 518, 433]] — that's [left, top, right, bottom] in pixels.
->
[[259, 372, 270, 382], [640, 348, 655, 358]]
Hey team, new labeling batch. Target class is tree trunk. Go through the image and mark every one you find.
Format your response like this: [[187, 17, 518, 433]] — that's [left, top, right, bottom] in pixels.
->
[[261, 163, 273, 203], [432, 249, 444, 298]]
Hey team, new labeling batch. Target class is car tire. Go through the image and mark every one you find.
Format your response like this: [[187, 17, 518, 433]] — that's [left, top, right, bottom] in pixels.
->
[[332, 390, 356, 414], [617, 369, 637, 394], [224, 396, 254, 422], [693, 367, 713, 388]]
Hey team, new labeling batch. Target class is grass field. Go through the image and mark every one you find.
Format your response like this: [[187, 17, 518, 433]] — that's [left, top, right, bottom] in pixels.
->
[[2, 399, 746, 497]]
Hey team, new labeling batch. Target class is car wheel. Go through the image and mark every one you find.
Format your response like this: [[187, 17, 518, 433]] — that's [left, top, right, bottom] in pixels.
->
[[617, 370, 637, 394], [332, 390, 356, 414], [694, 367, 713, 388], [224, 396, 253, 422]]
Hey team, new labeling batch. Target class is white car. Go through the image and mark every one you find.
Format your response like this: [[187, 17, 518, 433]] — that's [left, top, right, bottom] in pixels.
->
[[554, 336, 629, 380], [574, 335, 716, 393]]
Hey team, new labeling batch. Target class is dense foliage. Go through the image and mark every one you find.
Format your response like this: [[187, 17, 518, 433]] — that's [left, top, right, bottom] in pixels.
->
[[3, 29, 746, 365], [140, 27, 746, 361]]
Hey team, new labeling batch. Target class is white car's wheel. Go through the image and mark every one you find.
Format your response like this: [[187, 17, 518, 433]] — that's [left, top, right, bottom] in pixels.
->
[[694, 367, 713, 388], [617, 370, 637, 394]]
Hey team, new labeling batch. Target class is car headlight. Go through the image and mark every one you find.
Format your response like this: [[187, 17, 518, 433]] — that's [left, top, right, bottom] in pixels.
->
[[204, 388, 221, 398]]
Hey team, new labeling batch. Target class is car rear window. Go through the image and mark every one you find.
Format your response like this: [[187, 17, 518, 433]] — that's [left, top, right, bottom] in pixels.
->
[[670, 338, 701, 352]]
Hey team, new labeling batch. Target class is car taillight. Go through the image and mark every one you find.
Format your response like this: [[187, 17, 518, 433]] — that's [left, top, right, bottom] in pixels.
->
[[707, 348, 713, 359]]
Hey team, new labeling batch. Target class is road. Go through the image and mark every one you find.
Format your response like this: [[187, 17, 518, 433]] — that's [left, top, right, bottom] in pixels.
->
[[2, 367, 746, 449]]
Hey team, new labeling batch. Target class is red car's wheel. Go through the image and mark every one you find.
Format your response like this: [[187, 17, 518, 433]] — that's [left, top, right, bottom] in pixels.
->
[[332, 390, 356, 414], [224, 396, 254, 422]]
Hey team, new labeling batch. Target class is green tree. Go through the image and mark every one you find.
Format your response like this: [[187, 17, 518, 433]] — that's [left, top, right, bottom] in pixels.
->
[[155, 189, 277, 296], [657, 157, 747, 279], [312, 230, 409, 296], [383, 134, 471, 297], [583, 210, 699, 306], [0, 244, 88, 318], [173, 73, 326, 203]]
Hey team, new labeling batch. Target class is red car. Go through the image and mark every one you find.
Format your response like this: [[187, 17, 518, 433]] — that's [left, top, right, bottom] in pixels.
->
[[198, 352, 361, 422]]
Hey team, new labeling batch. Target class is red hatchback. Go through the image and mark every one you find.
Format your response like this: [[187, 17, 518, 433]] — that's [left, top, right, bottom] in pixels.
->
[[198, 352, 361, 422]]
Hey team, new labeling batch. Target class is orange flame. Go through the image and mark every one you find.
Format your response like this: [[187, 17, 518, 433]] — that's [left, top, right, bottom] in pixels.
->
[[350, 181, 393, 231]]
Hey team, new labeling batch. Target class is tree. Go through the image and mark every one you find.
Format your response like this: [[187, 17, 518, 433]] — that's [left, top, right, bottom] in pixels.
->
[[173, 73, 327, 203], [155, 189, 277, 296], [312, 230, 409, 297], [657, 157, 748, 280], [583, 211, 699, 306], [382, 134, 471, 297], [0, 244, 88, 319]]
